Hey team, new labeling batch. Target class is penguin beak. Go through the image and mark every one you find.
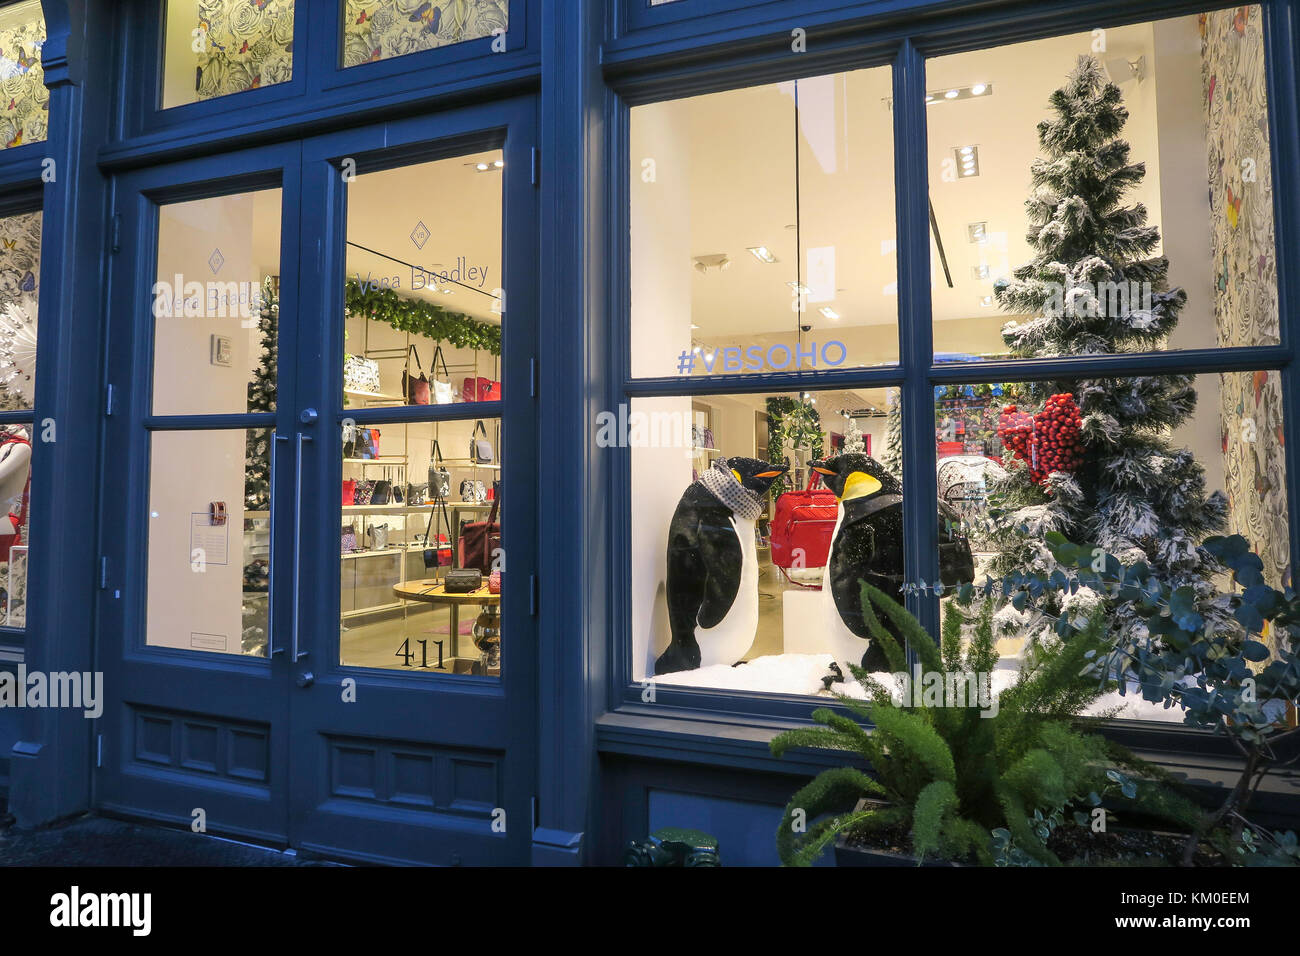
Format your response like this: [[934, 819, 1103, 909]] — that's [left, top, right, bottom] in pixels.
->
[[754, 469, 786, 479], [841, 471, 882, 501]]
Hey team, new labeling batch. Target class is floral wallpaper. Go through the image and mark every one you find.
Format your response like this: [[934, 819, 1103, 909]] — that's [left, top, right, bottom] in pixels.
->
[[194, 0, 295, 101], [341, 0, 508, 67], [0, 6, 48, 149], [0, 210, 39, 412], [1202, 5, 1290, 592]]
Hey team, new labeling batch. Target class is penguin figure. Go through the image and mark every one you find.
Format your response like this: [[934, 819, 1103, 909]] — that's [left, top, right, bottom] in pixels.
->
[[656, 457, 789, 675], [811, 454, 974, 681]]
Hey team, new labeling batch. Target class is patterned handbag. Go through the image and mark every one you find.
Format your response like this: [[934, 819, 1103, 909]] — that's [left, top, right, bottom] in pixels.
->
[[353, 479, 376, 505], [405, 483, 428, 506], [343, 354, 381, 394], [428, 440, 451, 501], [341, 523, 357, 552]]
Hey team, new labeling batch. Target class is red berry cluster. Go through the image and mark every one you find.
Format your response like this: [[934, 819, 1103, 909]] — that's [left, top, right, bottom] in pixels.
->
[[996, 394, 1084, 486]]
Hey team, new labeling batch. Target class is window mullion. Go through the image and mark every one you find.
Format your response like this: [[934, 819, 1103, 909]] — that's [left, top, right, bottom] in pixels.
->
[[895, 39, 940, 642]]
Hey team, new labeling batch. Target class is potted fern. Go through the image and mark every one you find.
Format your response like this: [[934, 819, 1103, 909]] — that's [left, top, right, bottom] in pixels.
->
[[771, 585, 1197, 866]]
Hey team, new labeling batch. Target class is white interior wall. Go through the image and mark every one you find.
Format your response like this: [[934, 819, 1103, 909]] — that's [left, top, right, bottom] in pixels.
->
[[630, 100, 694, 681]]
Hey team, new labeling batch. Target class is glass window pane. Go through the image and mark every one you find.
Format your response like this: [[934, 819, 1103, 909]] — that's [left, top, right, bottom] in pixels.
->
[[0, 0, 48, 150], [934, 369, 1288, 721], [340, 0, 509, 68], [342, 150, 502, 409], [630, 66, 898, 378], [632, 388, 923, 697], [341, 418, 504, 678], [161, 0, 295, 109], [146, 428, 274, 657], [153, 188, 282, 416], [927, 5, 1278, 362]]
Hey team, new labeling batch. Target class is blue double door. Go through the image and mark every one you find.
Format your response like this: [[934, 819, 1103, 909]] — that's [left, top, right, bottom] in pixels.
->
[[94, 98, 540, 865]]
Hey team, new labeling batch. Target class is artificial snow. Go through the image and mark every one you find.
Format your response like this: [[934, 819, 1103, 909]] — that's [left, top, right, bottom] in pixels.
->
[[649, 653, 1197, 722]]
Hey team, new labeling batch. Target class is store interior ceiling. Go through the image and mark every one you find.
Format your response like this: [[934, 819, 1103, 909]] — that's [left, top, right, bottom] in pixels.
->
[[679, 20, 1167, 340], [250, 19, 1179, 425]]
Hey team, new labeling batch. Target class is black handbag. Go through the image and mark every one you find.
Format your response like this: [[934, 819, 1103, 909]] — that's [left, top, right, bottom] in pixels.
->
[[405, 482, 428, 506], [422, 501, 453, 569], [429, 440, 451, 501], [371, 480, 393, 505], [470, 420, 494, 464], [444, 568, 482, 593]]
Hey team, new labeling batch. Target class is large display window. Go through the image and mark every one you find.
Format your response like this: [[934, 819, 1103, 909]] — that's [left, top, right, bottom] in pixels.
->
[[625, 4, 1292, 712]]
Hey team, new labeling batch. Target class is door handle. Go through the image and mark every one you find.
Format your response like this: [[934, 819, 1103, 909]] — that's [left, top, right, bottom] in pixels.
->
[[267, 433, 290, 658], [292, 430, 314, 662]]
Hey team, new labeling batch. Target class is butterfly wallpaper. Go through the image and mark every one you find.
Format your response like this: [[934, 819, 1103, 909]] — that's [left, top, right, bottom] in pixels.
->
[[341, 0, 508, 68], [193, 0, 295, 101], [1202, 6, 1290, 595], [0, 7, 48, 150]]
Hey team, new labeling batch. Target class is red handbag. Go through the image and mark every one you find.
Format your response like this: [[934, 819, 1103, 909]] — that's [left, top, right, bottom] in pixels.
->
[[458, 498, 501, 573], [770, 472, 838, 578], [342, 478, 356, 506], [403, 345, 431, 406], [462, 376, 502, 403]]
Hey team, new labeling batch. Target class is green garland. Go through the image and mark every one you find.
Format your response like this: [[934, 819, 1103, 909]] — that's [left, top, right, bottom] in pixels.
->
[[344, 278, 502, 356], [766, 397, 824, 493]]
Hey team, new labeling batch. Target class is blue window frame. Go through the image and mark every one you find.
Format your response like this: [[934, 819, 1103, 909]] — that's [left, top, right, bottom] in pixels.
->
[[110, 0, 540, 150], [603, 0, 1300, 728]]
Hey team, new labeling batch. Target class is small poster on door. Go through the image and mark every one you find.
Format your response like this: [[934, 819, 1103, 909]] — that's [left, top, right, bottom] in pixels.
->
[[190, 512, 229, 567]]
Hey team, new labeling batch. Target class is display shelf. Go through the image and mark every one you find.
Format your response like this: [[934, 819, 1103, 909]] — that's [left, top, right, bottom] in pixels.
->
[[439, 459, 501, 470], [344, 388, 404, 402], [343, 503, 436, 515], [343, 456, 407, 465]]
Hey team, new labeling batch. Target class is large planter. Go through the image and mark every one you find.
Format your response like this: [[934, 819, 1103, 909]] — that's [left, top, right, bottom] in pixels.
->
[[832, 799, 964, 867]]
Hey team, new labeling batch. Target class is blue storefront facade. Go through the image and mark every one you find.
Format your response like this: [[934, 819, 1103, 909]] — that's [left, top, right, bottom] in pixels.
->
[[0, 0, 1296, 866]]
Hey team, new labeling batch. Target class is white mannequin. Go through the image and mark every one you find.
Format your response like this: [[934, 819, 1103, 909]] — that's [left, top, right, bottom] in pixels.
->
[[0, 426, 31, 541]]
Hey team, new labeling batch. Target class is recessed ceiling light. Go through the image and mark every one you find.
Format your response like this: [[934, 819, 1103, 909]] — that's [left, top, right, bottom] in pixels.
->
[[747, 246, 778, 263], [819, 307, 841, 320], [953, 146, 980, 177], [690, 323, 700, 330], [972, 264, 991, 280], [493, 159, 504, 168], [476, 163, 489, 171], [924, 84, 995, 104], [786, 281, 810, 294], [967, 221, 988, 243], [979, 295, 994, 307]]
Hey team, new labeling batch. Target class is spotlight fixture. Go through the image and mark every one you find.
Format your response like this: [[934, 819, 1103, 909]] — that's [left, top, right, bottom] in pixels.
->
[[786, 280, 810, 294], [978, 295, 994, 307], [972, 264, 991, 280], [921, 83, 994, 105], [470, 159, 504, 172], [819, 307, 841, 320], [953, 145, 980, 178], [692, 253, 731, 273], [967, 221, 988, 243], [747, 246, 778, 263]]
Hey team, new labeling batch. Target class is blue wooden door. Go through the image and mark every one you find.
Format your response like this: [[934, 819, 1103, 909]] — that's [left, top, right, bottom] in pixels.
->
[[95, 141, 304, 844], [285, 96, 539, 865], [96, 98, 539, 865]]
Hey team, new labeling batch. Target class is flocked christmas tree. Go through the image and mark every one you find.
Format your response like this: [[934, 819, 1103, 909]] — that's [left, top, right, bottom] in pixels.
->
[[985, 56, 1230, 643], [842, 416, 866, 455], [244, 277, 278, 512], [881, 391, 903, 479]]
